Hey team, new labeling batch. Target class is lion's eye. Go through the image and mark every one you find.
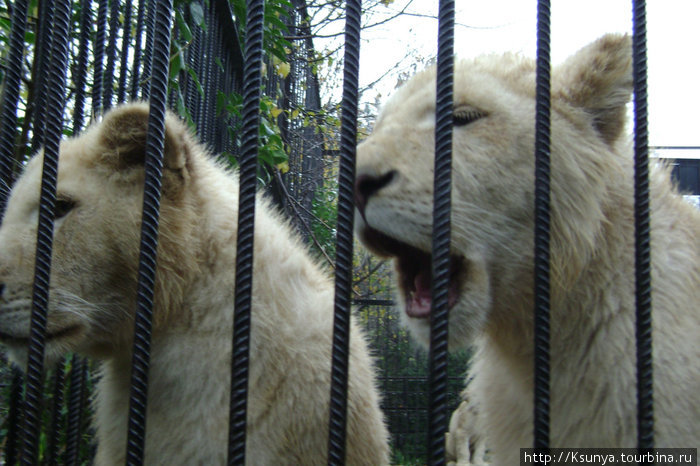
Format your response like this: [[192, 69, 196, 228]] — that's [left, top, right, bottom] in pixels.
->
[[54, 198, 76, 219], [453, 107, 485, 127]]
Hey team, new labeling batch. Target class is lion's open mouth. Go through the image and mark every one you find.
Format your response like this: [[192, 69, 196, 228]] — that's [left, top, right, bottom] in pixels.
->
[[360, 227, 464, 319]]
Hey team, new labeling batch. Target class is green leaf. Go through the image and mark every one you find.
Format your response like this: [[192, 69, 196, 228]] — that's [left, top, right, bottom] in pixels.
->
[[189, 2, 205, 27], [170, 47, 184, 80], [214, 57, 225, 73], [186, 66, 204, 98], [176, 11, 193, 43], [258, 147, 274, 166], [260, 118, 277, 137]]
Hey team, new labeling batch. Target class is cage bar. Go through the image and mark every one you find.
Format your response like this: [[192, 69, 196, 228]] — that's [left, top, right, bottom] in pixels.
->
[[130, 0, 147, 100], [103, 0, 121, 110], [118, 0, 134, 104], [427, 0, 455, 464], [533, 0, 552, 450], [0, 0, 30, 192], [124, 1, 173, 463], [73, 0, 94, 133], [631, 0, 654, 450], [327, 0, 362, 464], [21, 1, 72, 464], [92, 0, 108, 116], [227, 0, 265, 463], [27, 0, 55, 155]]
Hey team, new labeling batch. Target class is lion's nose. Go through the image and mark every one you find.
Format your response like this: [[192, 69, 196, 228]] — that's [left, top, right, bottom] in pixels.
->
[[354, 170, 397, 217]]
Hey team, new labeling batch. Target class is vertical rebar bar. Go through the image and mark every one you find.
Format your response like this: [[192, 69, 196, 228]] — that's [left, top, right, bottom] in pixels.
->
[[27, 0, 55, 155], [46, 362, 66, 465], [103, 0, 122, 110], [21, 1, 71, 463], [0, 0, 29, 194], [0, 0, 28, 441], [533, 0, 552, 450], [93, 0, 109, 116], [5, 367, 24, 465], [64, 356, 88, 466], [428, 1, 454, 464], [140, 0, 157, 99], [227, 0, 264, 462], [632, 0, 654, 451], [327, 0, 361, 464], [73, 0, 94, 133], [118, 0, 134, 103], [130, 0, 147, 100], [124, 1, 173, 464]]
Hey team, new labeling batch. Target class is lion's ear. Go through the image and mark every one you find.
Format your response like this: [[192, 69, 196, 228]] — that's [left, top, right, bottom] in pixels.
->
[[98, 103, 188, 172], [554, 34, 632, 146]]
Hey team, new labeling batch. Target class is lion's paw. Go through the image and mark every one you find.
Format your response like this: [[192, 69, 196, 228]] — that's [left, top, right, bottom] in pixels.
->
[[445, 391, 489, 466]]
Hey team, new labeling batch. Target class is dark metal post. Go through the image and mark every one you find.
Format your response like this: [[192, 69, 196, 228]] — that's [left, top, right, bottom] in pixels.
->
[[227, 0, 265, 463], [124, 1, 173, 464], [632, 0, 654, 451], [533, 0, 552, 450], [22, 1, 72, 463], [327, 0, 361, 464], [0, 0, 30, 194], [428, 0, 455, 464]]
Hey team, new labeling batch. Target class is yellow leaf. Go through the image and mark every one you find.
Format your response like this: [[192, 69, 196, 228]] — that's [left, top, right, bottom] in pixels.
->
[[270, 106, 283, 118], [276, 62, 291, 78], [290, 109, 300, 119], [276, 161, 289, 173]]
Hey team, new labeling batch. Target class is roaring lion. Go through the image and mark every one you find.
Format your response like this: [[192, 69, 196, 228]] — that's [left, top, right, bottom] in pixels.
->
[[0, 103, 390, 465], [354, 34, 699, 464]]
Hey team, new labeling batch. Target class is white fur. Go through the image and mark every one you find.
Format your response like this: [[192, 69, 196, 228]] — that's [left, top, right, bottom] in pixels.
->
[[0, 104, 390, 465]]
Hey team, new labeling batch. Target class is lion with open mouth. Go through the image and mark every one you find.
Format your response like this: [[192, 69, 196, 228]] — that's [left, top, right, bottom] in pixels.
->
[[355, 34, 700, 464]]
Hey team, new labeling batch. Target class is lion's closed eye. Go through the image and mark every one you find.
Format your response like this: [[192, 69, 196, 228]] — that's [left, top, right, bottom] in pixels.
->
[[453, 106, 485, 127]]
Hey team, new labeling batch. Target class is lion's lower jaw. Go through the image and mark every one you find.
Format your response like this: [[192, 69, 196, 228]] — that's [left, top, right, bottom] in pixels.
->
[[400, 298, 490, 352], [2, 325, 91, 371]]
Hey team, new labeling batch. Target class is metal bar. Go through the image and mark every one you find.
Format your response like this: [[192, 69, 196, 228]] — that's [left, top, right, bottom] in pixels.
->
[[72, 0, 94, 133], [5, 367, 24, 465], [27, 0, 55, 155], [202, 4, 216, 145], [93, 0, 108, 116], [227, 0, 265, 462], [46, 361, 66, 465], [632, 0, 654, 450], [0, 0, 29, 195], [65, 356, 88, 466], [428, 1, 454, 464], [118, 0, 134, 104], [60, 4, 94, 458], [130, 0, 147, 100], [21, 1, 71, 463], [327, 0, 361, 463], [103, 0, 122, 110], [533, 0, 552, 450], [140, 0, 157, 99], [124, 1, 173, 463]]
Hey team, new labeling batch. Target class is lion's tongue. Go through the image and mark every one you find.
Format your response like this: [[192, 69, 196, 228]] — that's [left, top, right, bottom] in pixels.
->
[[406, 273, 432, 318]]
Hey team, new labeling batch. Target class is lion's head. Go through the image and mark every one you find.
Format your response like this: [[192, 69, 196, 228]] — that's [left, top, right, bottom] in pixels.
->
[[355, 35, 633, 348], [0, 104, 199, 366]]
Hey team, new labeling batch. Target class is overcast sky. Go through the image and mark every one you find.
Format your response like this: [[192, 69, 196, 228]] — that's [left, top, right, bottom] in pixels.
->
[[355, 0, 700, 149]]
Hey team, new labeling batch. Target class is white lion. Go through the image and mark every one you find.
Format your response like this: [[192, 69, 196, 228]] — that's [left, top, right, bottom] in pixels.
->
[[0, 103, 390, 465], [354, 34, 699, 465]]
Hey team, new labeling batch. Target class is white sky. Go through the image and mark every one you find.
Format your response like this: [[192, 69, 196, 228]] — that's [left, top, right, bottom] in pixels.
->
[[352, 0, 700, 147]]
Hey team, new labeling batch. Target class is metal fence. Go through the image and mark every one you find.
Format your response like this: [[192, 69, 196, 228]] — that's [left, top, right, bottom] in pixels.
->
[[0, 0, 654, 465]]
